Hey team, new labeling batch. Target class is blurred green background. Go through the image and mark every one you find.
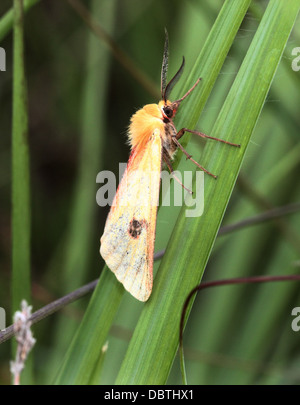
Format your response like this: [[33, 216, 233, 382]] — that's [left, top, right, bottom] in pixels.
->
[[0, 0, 299, 384]]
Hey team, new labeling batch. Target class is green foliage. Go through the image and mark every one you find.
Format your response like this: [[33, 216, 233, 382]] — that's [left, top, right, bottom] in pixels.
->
[[0, 0, 299, 385]]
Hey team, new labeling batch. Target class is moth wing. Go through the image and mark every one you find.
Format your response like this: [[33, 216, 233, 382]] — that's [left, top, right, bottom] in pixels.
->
[[100, 129, 162, 301]]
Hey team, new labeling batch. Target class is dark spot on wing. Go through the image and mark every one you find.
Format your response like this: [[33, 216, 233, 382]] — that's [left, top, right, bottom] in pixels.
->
[[128, 218, 146, 239]]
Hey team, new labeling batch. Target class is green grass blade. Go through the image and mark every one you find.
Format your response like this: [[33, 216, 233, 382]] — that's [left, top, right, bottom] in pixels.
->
[[0, 0, 40, 42], [11, 0, 32, 384], [189, 136, 300, 383], [115, 0, 300, 385], [52, 0, 119, 384], [54, 268, 123, 384], [46, 0, 116, 379]]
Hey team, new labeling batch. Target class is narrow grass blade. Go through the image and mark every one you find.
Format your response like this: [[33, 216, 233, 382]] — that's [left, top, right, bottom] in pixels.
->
[[0, 0, 40, 42], [11, 0, 32, 384], [51, 0, 118, 384], [54, 268, 124, 384]]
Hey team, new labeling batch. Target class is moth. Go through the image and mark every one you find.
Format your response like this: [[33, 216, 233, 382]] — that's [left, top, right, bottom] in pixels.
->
[[100, 31, 239, 301]]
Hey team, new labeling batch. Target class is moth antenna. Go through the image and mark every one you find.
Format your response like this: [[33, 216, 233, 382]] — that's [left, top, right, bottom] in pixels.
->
[[161, 28, 169, 99], [163, 56, 185, 102]]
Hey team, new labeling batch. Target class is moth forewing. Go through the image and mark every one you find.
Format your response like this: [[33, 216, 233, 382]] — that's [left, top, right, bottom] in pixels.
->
[[100, 129, 162, 301]]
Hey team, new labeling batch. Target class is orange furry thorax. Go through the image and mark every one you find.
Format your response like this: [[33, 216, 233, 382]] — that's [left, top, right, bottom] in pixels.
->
[[128, 102, 168, 151]]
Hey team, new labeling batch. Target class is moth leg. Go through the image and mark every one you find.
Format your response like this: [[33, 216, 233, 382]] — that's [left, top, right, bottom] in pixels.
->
[[176, 127, 241, 147], [162, 150, 192, 194], [171, 136, 217, 179]]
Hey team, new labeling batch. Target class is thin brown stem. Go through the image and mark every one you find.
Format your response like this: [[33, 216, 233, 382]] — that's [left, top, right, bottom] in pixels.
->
[[0, 279, 99, 344], [179, 274, 300, 350]]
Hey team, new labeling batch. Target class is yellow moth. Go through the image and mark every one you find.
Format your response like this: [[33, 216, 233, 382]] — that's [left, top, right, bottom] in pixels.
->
[[100, 31, 239, 301]]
